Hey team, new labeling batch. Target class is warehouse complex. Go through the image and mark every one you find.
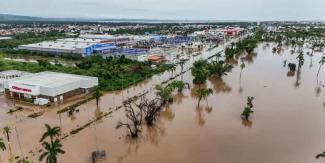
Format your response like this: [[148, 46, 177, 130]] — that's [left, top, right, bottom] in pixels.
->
[[16, 28, 240, 62], [4, 71, 98, 104], [18, 38, 117, 57]]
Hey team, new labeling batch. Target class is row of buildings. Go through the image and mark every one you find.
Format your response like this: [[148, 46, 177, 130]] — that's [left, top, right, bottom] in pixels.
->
[[17, 34, 192, 57], [16, 27, 243, 62]]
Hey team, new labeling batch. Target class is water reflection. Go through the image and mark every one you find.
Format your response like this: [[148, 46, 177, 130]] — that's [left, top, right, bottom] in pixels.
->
[[93, 107, 104, 124], [173, 92, 188, 104], [205, 106, 213, 114], [308, 54, 313, 68], [242, 52, 258, 64], [190, 84, 207, 98], [144, 125, 166, 147], [241, 119, 253, 128], [195, 105, 213, 126], [117, 137, 141, 163], [209, 76, 232, 94], [294, 65, 302, 88], [116, 124, 167, 163], [160, 106, 175, 122], [239, 62, 245, 94], [315, 81, 322, 97], [287, 70, 295, 77], [195, 105, 206, 126]]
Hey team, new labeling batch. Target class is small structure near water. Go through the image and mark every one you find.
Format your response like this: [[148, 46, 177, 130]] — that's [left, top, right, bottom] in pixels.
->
[[92, 150, 106, 163]]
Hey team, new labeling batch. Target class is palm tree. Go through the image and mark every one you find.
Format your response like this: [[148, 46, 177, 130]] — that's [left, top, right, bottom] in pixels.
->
[[239, 62, 245, 79], [241, 106, 254, 120], [93, 86, 103, 106], [0, 138, 6, 151], [155, 84, 175, 105], [170, 80, 190, 93], [239, 62, 246, 93], [215, 53, 222, 62], [296, 52, 304, 66], [40, 124, 61, 143], [170, 64, 176, 77], [317, 55, 325, 79], [39, 139, 65, 163], [241, 96, 255, 120], [179, 60, 186, 73], [196, 88, 213, 106], [192, 60, 210, 85], [3, 126, 10, 143]]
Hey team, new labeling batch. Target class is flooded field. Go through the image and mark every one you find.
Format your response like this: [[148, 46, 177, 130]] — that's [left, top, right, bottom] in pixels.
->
[[1, 42, 325, 163]]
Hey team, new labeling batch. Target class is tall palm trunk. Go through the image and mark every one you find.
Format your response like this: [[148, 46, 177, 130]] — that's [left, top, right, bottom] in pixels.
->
[[317, 64, 322, 79]]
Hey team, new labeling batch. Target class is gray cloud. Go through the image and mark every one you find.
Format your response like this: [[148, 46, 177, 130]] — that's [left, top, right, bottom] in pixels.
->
[[1, 0, 325, 20]]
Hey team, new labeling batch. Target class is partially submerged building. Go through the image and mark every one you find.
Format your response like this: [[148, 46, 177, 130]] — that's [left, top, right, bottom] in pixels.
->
[[4, 71, 98, 104], [0, 70, 32, 93]]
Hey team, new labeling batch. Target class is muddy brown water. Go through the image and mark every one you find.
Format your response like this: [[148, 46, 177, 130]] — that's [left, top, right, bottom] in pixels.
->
[[1, 42, 325, 163]]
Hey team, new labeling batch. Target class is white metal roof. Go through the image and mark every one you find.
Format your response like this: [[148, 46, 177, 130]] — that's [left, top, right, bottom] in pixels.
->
[[56, 38, 102, 43], [19, 41, 92, 50], [4, 71, 98, 97], [0, 70, 31, 77], [7, 71, 96, 88]]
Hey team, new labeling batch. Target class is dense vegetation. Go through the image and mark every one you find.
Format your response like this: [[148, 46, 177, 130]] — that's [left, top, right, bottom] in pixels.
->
[[0, 31, 66, 49], [263, 27, 325, 42], [225, 31, 263, 61], [191, 59, 233, 85], [0, 55, 172, 91]]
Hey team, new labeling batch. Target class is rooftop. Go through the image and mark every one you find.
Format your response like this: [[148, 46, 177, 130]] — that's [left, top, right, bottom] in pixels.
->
[[19, 40, 92, 50], [8, 71, 97, 88]]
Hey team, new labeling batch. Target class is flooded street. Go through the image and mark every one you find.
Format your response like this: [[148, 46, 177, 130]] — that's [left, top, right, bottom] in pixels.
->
[[1, 42, 325, 163]]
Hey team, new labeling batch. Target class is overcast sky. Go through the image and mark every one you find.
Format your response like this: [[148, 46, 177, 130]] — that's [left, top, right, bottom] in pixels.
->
[[2, 0, 325, 21]]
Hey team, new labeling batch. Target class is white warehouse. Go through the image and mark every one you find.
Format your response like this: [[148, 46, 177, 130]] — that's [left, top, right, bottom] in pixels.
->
[[18, 38, 117, 57], [18, 41, 93, 56], [4, 71, 98, 103]]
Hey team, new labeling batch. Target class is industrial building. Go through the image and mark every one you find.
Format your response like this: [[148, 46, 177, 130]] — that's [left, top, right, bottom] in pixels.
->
[[18, 38, 117, 57], [80, 34, 131, 45], [4, 71, 98, 104]]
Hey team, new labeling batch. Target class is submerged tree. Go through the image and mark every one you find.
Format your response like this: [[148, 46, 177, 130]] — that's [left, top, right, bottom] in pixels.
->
[[170, 64, 177, 77], [297, 52, 304, 66], [196, 88, 213, 106], [241, 96, 255, 120], [155, 80, 189, 105], [287, 63, 296, 77], [246, 96, 255, 108], [317, 55, 325, 79], [3, 126, 11, 143], [170, 80, 190, 93], [142, 98, 163, 126], [288, 63, 296, 72], [0, 138, 5, 151], [191, 60, 210, 85], [241, 107, 254, 120], [316, 151, 325, 159], [93, 86, 103, 106], [179, 59, 186, 73], [208, 60, 233, 78], [239, 62, 246, 93], [155, 84, 175, 105], [39, 139, 65, 163], [116, 97, 143, 138]]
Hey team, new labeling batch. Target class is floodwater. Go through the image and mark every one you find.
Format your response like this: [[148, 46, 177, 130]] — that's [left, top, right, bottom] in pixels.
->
[[1, 42, 325, 163]]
